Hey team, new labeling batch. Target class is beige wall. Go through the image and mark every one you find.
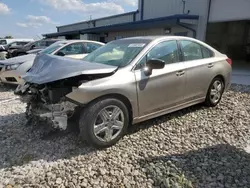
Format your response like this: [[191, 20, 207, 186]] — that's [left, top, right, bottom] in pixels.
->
[[142, 0, 209, 41], [106, 27, 191, 42], [209, 0, 250, 22]]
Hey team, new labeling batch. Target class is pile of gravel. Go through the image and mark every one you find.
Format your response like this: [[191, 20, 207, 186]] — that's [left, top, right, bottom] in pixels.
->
[[0, 84, 250, 188]]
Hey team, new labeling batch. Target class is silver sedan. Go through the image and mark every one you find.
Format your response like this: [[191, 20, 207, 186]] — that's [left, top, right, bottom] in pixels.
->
[[17, 36, 232, 148]]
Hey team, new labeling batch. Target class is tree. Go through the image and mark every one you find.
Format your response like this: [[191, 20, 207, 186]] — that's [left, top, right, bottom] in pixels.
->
[[4, 36, 13, 39]]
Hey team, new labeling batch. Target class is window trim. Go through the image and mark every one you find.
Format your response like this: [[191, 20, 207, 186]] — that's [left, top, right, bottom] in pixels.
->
[[134, 40, 182, 70], [178, 40, 215, 62]]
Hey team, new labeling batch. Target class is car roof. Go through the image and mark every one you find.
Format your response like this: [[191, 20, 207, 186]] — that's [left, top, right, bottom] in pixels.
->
[[41, 39, 63, 41], [120, 36, 217, 49], [60, 40, 105, 45], [119, 36, 202, 42]]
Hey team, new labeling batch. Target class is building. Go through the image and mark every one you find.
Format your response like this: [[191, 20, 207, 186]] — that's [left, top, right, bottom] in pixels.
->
[[44, 0, 250, 63]]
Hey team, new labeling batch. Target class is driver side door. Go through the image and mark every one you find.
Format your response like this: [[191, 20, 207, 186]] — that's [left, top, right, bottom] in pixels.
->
[[134, 40, 186, 117]]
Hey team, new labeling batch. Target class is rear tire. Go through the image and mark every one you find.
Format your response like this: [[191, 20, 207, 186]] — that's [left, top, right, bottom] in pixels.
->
[[205, 77, 225, 107], [79, 98, 129, 148]]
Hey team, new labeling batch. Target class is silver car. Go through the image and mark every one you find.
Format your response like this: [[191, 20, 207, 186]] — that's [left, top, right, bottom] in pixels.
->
[[16, 36, 232, 148], [0, 40, 104, 85]]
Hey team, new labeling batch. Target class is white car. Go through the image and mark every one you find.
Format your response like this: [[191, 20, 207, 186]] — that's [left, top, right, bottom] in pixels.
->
[[0, 40, 104, 85]]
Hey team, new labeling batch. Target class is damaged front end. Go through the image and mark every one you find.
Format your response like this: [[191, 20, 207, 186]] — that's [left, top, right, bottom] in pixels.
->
[[16, 80, 79, 130], [15, 54, 117, 130]]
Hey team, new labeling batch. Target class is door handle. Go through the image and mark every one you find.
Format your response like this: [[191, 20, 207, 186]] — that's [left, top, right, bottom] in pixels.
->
[[176, 70, 185, 76], [208, 63, 214, 68]]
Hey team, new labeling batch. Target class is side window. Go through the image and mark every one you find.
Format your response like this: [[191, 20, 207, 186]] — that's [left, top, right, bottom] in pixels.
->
[[0, 40, 7, 45], [9, 42, 17, 47], [11, 42, 27, 46], [16, 42, 23, 46], [84, 43, 103, 53], [135, 40, 179, 69], [180, 40, 203, 61], [57, 43, 83, 55], [201, 46, 213, 58], [33, 41, 40, 47]]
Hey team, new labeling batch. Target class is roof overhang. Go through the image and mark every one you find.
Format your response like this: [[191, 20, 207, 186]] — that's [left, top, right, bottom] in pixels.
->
[[43, 14, 199, 38]]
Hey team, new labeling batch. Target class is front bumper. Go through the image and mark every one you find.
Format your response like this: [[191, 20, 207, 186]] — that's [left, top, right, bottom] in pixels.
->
[[0, 67, 25, 85], [26, 101, 78, 130]]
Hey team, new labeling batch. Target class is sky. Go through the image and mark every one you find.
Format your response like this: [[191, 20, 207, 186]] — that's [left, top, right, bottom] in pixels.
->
[[0, 0, 138, 39]]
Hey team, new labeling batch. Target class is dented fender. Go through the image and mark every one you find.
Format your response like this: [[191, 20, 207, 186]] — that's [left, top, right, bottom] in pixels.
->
[[66, 69, 139, 118]]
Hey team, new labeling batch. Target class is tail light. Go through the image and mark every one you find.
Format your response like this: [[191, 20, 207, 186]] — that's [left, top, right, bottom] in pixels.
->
[[226, 58, 232, 66]]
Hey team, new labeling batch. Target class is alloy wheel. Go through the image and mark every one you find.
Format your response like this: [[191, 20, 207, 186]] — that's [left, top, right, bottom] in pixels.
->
[[93, 105, 125, 142], [210, 80, 223, 104]]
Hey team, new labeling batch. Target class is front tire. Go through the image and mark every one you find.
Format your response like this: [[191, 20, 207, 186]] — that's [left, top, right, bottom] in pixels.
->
[[205, 77, 225, 107], [79, 98, 129, 148]]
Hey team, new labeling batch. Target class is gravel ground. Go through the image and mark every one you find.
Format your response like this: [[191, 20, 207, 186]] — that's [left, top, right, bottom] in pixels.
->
[[0, 84, 250, 188]]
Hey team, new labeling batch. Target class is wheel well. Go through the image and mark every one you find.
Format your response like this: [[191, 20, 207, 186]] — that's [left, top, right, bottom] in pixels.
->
[[214, 75, 225, 85], [90, 94, 133, 125], [205, 75, 226, 96]]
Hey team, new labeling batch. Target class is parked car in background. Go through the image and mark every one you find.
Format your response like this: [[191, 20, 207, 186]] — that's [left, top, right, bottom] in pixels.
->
[[0, 39, 34, 60], [0, 40, 104, 85], [15, 36, 232, 148], [0, 41, 30, 60], [0, 41, 30, 52], [7, 39, 62, 58], [0, 38, 34, 49]]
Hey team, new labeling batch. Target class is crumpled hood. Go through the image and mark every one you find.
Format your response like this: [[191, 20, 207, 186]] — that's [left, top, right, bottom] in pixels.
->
[[0, 54, 36, 65], [23, 54, 118, 84]]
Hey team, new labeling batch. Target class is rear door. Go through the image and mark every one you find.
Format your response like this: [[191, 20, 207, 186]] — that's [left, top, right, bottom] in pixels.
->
[[178, 40, 215, 101]]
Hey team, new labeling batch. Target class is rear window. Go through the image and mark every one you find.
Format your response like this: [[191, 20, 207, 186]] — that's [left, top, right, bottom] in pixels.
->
[[180, 40, 203, 61], [0, 40, 7, 45], [180, 40, 214, 61]]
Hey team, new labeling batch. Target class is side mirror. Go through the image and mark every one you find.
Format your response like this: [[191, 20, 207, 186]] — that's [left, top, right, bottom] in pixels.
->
[[57, 51, 65, 56], [144, 59, 165, 76]]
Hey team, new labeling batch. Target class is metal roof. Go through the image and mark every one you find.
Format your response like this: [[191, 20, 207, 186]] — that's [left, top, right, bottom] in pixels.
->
[[56, 11, 139, 28], [43, 14, 199, 38]]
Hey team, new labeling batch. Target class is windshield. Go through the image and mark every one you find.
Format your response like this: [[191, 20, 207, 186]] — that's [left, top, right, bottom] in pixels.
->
[[39, 41, 68, 55], [83, 39, 150, 67], [0, 40, 7, 45]]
